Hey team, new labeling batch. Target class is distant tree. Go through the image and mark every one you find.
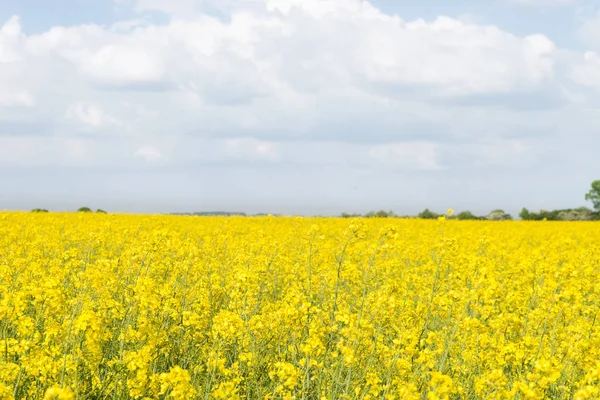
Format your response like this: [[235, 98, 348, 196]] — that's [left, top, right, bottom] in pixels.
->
[[374, 210, 390, 218], [418, 209, 440, 219], [31, 208, 49, 213], [557, 207, 594, 221], [456, 211, 479, 220], [585, 180, 600, 211], [77, 207, 93, 213], [520, 207, 595, 221], [96, 209, 107, 214], [487, 209, 512, 221], [340, 212, 362, 218], [538, 209, 559, 220]]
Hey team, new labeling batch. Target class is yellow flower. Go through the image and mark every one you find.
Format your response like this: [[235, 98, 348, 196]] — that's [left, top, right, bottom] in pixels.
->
[[0, 211, 599, 398], [157, 366, 196, 400], [43, 386, 74, 400], [0, 384, 13, 400]]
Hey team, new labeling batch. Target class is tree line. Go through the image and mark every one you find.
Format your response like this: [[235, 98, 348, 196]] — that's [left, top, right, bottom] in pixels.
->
[[340, 209, 515, 220], [28, 181, 600, 221], [341, 180, 600, 221], [31, 207, 107, 213], [342, 207, 599, 221]]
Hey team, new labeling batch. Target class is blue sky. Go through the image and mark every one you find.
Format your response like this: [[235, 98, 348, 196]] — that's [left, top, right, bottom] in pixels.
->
[[0, 0, 599, 215]]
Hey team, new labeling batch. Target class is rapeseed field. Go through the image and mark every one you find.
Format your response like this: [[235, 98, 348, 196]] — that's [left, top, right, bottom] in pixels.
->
[[1, 212, 599, 399]]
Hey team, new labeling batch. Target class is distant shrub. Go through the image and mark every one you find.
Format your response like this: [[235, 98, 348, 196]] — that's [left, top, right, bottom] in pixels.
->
[[340, 212, 362, 218], [31, 209, 49, 213], [418, 209, 440, 219], [456, 211, 480, 220], [77, 207, 93, 213], [364, 210, 395, 218], [557, 207, 593, 221], [519, 208, 532, 220], [521, 207, 595, 221], [96, 209, 108, 214], [487, 209, 513, 221]]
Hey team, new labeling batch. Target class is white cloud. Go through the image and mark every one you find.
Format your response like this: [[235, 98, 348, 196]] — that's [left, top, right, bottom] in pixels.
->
[[67, 103, 111, 127], [17, 0, 557, 98], [0, 16, 24, 63], [360, 20, 555, 96], [571, 51, 600, 90], [576, 13, 600, 50], [0, 137, 90, 166], [368, 142, 440, 170], [0, 136, 37, 166], [464, 138, 534, 168], [62, 138, 87, 162], [74, 45, 167, 87], [0, 91, 34, 107], [224, 138, 280, 162], [0, 0, 587, 176], [135, 145, 163, 162]]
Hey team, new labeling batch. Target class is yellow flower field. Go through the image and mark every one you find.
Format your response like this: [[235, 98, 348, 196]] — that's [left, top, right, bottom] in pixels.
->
[[1, 212, 600, 399]]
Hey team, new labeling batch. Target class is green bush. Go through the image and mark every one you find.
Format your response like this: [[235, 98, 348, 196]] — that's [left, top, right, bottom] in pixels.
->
[[364, 210, 395, 218], [418, 209, 440, 219], [487, 210, 513, 221], [521, 207, 595, 221], [456, 211, 480, 220], [340, 212, 362, 218]]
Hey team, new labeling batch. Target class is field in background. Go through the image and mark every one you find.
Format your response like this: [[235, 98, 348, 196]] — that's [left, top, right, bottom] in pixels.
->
[[1, 213, 600, 399]]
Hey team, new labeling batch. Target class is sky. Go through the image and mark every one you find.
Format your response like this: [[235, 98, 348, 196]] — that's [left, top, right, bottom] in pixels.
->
[[0, 0, 600, 216]]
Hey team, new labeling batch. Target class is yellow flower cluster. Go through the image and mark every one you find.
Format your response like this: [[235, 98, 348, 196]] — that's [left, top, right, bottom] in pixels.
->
[[1, 212, 600, 399]]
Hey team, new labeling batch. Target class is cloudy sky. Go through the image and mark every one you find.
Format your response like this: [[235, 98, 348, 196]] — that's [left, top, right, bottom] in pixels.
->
[[0, 0, 599, 215]]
